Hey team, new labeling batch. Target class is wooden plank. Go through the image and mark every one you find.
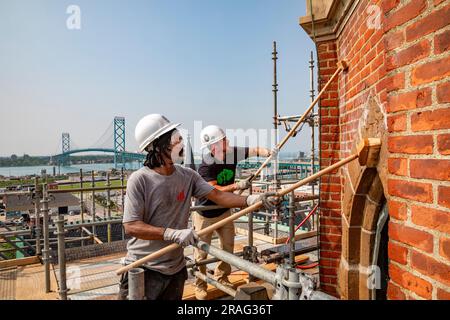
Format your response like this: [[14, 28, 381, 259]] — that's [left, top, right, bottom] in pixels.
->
[[235, 227, 316, 244], [15, 264, 59, 300], [0, 256, 40, 269], [273, 231, 317, 244], [82, 227, 103, 244], [0, 267, 17, 300], [182, 254, 309, 300], [67, 252, 124, 265]]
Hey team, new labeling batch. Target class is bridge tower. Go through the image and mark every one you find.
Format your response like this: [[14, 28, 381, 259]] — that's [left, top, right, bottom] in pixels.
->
[[114, 117, 125, 168], [61, 133, 71, 165]]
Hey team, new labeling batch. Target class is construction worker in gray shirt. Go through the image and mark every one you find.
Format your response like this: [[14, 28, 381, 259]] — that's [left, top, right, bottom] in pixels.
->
[[118, 114, 280, 300]]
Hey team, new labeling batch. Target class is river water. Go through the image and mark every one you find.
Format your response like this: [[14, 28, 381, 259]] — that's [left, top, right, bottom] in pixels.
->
[[0, 162, 143, 177], [0, 156, 307, 178]]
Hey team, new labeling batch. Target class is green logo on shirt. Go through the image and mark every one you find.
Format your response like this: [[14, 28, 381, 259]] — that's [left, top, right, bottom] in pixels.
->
[[217, 169, 234, 185]]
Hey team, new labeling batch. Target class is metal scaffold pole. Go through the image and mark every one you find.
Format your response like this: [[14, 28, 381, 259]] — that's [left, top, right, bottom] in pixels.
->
[[80, 169, 84, 223], [121, 167, 125, 240], [247, 181, 254, 249], [34, 177, 42, 255], [107, 172, 112, 243], [272, 40, 280, 240], [310, 50, 316, 178], [128, 268, 145, 300], [55, 213, 68, 300], [91, 171, 96, 236], [40, 170, 51, 293], [79, 169, 84, 246], [288, 191, 296, 267], [121, 167, 125, 213], [246, 180, 256, 282], [309, 51, 317, 230]]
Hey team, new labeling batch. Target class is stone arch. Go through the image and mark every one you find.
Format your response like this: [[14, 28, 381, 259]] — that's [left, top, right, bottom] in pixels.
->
[[338, 162, 386, 299], [337, 93, 389, 300]]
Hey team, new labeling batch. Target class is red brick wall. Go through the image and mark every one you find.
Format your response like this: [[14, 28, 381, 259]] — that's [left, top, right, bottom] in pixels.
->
[[384, 0, 450, 300], [316, 0, 450, 299], [317, 40, 342, 296]]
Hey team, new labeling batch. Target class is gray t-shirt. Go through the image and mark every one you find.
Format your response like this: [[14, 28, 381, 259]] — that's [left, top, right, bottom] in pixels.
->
[[123, 164, 214, 275]]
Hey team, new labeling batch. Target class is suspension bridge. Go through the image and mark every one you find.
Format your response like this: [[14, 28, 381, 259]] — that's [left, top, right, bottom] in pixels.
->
[[50, 116, 320, 172], [51, 117, 145, 168]]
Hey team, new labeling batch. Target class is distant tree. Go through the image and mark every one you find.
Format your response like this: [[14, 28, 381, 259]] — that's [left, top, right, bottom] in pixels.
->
[[11, 154, 17, 161]]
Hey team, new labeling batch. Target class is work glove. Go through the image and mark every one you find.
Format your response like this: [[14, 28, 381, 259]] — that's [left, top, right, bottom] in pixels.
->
[[235, 177, 252, 190], [246, 192, 281, 211], [163, 228, 199, 247]]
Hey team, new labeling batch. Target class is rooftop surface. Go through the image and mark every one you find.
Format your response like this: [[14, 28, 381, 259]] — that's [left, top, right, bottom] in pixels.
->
[[0, 235, 318, 300]]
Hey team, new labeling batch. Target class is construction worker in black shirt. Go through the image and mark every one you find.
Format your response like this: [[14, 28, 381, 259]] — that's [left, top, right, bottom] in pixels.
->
[[193, 125, 271, 300]]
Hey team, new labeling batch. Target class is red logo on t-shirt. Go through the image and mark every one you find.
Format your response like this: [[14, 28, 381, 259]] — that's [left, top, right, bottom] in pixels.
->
[[177, 191, 186, 202]]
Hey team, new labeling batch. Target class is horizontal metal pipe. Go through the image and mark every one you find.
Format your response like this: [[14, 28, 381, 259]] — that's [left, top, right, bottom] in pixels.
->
[[49, 186, 126, 194], [294, 195, 319, 202], [1, 185, 127, 197], [0, 230, 33, 237], [234, 221, 267, 226], [0, 191, 33, 196], [56, 177, 122, 186], [2, 236, 91, 243], [186, 251, 244, 269], [276, 114, 304, 121], [0, 247, 30, 253], [251, 211, 273, 217], [0, 219, 123, 238], [193, 271, 237, 297], [232, 224, 266, 231], [250, 226, 268, 231], [195, 240, 276, 286], [62, 219, 123, 230], [252, 180, 302, 186], [309, 290, 339, 300]]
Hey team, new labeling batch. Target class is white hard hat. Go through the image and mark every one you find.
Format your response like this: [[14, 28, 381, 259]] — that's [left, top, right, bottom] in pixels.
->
[[135, 114, 181, 152], [200, 125, 226, 150]]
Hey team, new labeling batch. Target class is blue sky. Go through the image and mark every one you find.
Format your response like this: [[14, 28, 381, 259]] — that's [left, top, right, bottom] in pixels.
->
[[0, 0, 315, 156]]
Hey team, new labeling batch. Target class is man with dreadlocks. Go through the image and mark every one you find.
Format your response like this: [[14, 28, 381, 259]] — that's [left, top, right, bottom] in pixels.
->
[[118, 114, 280, 300]]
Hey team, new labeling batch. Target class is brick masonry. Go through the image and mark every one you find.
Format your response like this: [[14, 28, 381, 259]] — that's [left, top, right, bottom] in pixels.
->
[[304, 0, 449, 299], [50, 240, 128, 264]]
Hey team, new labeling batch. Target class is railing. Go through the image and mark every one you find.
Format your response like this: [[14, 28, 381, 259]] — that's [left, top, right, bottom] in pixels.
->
[[0, 170, 320, 300]]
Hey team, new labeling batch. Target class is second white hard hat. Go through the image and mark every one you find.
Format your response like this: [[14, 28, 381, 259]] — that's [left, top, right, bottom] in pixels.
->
[[135, 114, 181, 152], [200, 125, 226, 150]]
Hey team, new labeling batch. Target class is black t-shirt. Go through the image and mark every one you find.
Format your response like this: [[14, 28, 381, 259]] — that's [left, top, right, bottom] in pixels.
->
[[196, 146, 250, 218]]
